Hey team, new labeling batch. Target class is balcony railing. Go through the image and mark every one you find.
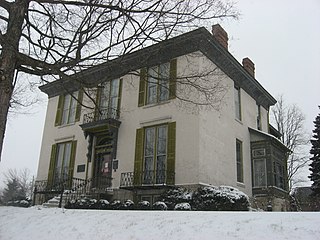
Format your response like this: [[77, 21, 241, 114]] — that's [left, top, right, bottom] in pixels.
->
[[83, 108, 119, 124], [120, 170, 175, 188]]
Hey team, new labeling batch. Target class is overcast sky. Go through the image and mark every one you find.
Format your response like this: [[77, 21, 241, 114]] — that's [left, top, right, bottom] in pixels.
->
[[0, 0, 319, 188]]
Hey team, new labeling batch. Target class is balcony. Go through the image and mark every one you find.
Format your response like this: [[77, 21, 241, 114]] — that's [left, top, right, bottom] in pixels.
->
[[120, 170, 175, 189], [80, 108, 121, 133]]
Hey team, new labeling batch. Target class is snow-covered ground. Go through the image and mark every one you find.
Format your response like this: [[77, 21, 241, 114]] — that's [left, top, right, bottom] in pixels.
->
[[0, 206, 319, 240]]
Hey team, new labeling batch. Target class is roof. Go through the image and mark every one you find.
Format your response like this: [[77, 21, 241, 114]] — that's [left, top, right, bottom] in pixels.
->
[[249, 127, 291, 153], [39, 27, 277, 109]]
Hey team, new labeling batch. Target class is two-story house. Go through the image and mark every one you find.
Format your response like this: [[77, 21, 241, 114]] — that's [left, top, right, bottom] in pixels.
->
[[35, 24, 290, 211]]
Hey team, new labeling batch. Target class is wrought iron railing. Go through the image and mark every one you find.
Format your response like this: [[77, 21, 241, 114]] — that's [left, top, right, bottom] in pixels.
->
[[83, 108, 119, 124], [120, 170, 175, 188], [34, 175, 113, 206]]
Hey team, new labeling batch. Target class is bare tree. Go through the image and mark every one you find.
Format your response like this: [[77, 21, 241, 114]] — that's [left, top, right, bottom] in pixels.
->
[[271, 95, 310, 189], [0, 0, 239, 161]]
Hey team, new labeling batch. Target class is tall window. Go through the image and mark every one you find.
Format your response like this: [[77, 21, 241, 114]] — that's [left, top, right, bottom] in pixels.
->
[[274, 162, 285, 189], [147, 62, 170, 104], [48, 141, 77, 187], [253, 159, 267, 187], [144, 125, 168, 184], [236, 139, 243, 183], [55, 142, 72, 182], [133, 122, 176, 186], [257, 104, 262, 130], [98, 79, 121, 119], [55, 91, 82, 126], [234, 86, 241, 120], [61, 91, 78, 125], [138, 59, 177, 107]]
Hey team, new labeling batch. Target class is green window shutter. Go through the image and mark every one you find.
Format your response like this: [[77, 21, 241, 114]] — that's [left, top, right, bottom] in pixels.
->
[[117, 79, 123, 117], [55, 95, 65, 126], [75, 90, 83, 122], [133, 128, 144, 185], [67, 141, 77, 188], [138, 68, 147, 107], [48, 144, 57, 187], [169, 59, 177, 100], [167, 122, 176, 185]]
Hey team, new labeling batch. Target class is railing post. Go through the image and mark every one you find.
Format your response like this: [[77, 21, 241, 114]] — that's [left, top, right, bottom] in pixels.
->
[[33, 186, 37, 206], [59, 185, 64, 208]]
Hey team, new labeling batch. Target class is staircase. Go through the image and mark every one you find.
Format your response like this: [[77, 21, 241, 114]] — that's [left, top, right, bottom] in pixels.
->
[[42, 196, 65, 208]]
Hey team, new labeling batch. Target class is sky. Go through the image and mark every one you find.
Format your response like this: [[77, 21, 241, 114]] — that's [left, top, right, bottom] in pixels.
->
[[0, 0, 319, 188], [1, 207, 319, 240]]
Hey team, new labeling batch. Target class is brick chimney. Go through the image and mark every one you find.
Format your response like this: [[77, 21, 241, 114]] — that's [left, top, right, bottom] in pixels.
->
[[212, 24, 228, 50], [242, 57, 255, 77]]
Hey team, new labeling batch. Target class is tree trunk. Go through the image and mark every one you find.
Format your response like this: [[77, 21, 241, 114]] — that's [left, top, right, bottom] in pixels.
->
[[0, 0, 29, 161]]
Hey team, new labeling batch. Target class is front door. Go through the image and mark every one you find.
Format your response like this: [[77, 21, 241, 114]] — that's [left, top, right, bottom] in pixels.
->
[[93, 153, 112, 189]]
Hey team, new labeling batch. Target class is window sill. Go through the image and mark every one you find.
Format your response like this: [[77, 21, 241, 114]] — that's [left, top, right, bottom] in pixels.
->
[[57, 122, 76, 128], [236, 182, 245, 188], [235, 118, 243, 125], [143, 100, 170, 109]]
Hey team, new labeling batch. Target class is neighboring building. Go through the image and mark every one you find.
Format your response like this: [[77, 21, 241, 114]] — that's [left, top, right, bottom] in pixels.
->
[[35, 24, 290, 210]]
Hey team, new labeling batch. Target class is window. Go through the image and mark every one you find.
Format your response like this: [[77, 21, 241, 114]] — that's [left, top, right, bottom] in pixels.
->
[[62, 92, 78, 125], [97, 79, 122, 119], [138, 59, 177, 107], [236, 139, 243, 183], [257, 104, 262, 130], [55, 91, 83, 126], [48, 141, 77, 187], [253, 159, 267, 187], [234, 86, 241, 120], [146, 63, 170, 104], [144, 125, 168, 184], [134, 122, 176, 185], [274, 162, 285, 189]]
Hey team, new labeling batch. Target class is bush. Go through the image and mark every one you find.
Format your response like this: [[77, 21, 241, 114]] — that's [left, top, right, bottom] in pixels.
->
[[174, 202, 191, 211], [110, 200, 122, 210], [152, 201, 167, 210], [121, 199, 135, 210], [160, 187, 192, 210], [192, 186, 250, 211], [96, 199, 110, 210], [136, 201, 151, 210], [6, 199, 31, 208], [65, 197, 100, 209]]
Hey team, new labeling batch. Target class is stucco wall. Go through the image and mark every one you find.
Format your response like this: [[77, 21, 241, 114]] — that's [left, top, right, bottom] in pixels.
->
[[36, 96, 88, 181], [37, 51, 272, 199]]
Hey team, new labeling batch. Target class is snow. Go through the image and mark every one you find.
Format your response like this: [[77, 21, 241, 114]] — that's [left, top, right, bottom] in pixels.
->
[[0, 206, 319, 240]]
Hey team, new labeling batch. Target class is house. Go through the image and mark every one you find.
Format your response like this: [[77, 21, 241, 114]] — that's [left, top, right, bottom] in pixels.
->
[[35, 24, 290, 211]]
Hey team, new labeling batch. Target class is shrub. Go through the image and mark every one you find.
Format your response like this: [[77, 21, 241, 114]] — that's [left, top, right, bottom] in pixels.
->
[[96, 199, 110, 210], [65, 197, 99, 209], [152, 201, 167, 210], [110, 200, 122, 210], [136, 201, 151, 210], [121, 199, 135, 210], [174, 202, 191, 211], [192, 186, 250, 211], [6, 199, 31, 208], [160, 187, 192, 210]]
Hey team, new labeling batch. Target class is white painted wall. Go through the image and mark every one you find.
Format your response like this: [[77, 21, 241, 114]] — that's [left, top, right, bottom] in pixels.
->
[[36, 96, 88, 181], [37, 51, 272, 198]]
